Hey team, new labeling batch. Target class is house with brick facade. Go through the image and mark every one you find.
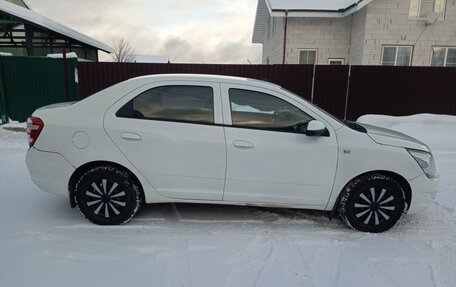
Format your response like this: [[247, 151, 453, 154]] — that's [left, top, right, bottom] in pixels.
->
[[252, 0, 456, 66]]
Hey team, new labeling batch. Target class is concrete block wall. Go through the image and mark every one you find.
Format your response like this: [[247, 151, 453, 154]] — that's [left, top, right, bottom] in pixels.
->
[[350, 7, 368, 64], [262, 18, 285, 64], [362, 0, 456, 66], [283, 17, 353, 64]]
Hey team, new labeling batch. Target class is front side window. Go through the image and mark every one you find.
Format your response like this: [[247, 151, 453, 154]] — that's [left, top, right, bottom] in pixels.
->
[[299, 49, 317, 65], [382, 46, 413, 66], [409, 0, 446, 18], [431, 47, 456, 67], [229, 88, 313, 132], [118, 85, 214, 124]]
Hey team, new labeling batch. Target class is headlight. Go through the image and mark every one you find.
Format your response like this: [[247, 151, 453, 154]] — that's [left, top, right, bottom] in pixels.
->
[[407, 149, 437, 179]]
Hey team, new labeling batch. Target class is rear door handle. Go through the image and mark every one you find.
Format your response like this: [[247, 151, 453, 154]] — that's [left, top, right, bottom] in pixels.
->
[[233, 140, 254, 149], [121, 132, 142, 141]]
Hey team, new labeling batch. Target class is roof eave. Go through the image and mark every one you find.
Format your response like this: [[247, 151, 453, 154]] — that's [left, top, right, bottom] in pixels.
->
[[252, 0, 373, 43], [0, 0, 113, 53], [269, 0, 371, 18]]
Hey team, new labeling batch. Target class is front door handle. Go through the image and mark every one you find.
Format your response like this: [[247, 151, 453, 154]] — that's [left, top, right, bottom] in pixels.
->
[[121, 132, 142, 141], [233, 140, 254, 149]]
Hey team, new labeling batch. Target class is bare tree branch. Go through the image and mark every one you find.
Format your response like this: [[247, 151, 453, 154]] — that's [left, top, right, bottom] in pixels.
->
[[111, 38, 135, 62]]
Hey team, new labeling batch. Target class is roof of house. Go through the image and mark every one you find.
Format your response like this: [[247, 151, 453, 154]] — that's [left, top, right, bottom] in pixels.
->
[[252, 0, 373, 43], [0, 0, 113, 53], [132, 55, 170, 63]]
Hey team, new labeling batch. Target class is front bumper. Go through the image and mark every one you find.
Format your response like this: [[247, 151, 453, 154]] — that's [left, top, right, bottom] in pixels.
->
[[407, 173, 439, 214], [25, 147, 75, 197]]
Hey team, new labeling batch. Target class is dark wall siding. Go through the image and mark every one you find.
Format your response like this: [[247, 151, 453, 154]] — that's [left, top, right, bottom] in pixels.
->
[[312, 65, 350, 119], [78, 63, 314, 101], [78, 63, 456, 121], [346, 66, 456, 120]]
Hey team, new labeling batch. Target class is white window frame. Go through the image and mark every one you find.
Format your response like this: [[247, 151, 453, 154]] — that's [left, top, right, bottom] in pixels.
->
[[431, 46, 456, 66], [298, 49, 318, 65], [408, 0, 446, 20], [328, 58, 345, 65], [381, 45, 413, 66]]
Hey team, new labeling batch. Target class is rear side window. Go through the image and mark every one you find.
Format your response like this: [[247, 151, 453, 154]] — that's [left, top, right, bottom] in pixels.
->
[[117, 85, 214, 124], [229, 88, 313, 131]]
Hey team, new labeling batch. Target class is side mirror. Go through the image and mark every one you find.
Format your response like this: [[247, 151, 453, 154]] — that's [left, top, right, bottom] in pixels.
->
[[306, 120, 328, 136]]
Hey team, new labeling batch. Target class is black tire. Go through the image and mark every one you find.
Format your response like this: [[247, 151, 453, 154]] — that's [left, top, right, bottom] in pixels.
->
[[75, 165, 142, 225], [338, 174, 406, 233]]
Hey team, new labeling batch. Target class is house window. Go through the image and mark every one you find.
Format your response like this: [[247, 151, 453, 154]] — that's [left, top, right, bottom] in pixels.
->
[[381, 46, 413, 66], [328, 59, 344, 65], [409, 0, 446, 18], [431, 47, 456, 67], [299, 49, 317, 64]]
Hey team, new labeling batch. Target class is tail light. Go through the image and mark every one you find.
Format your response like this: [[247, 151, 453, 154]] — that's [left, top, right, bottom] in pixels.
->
[[27, 117, 44, 148]]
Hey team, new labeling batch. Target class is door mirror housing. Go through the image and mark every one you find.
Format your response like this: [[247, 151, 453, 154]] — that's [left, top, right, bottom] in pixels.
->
[[305, 120, 329, 136]]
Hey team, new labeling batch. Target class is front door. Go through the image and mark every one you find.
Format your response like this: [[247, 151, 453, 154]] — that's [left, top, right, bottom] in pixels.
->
[[221, 84, 338, 208]]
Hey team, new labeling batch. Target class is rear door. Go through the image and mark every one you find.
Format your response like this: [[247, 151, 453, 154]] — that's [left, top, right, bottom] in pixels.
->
[[221, 84, 338, 208], [104, 81, 226, 201]]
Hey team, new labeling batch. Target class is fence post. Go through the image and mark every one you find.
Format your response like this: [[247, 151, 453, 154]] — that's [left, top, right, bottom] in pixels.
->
[[0, 57, 8, 123], [63, 51, 69, 102], [310, 64, 316, 103], [343, 65, 352, 120]]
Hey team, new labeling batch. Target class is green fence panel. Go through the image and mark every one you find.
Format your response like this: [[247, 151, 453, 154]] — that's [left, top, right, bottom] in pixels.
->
[[0, 56, 79, 122]]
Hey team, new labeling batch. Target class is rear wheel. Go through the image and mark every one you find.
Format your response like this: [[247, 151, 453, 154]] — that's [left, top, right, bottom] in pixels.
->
[[338, 174, 406, 233], [75, 165, 142, 225]]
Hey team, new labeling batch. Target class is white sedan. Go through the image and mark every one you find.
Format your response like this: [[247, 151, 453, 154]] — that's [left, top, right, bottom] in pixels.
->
[[25, 74, 438, 232]]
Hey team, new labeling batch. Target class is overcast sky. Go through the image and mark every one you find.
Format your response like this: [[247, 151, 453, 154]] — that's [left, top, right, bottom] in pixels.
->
[[26, 0, 262, 63]]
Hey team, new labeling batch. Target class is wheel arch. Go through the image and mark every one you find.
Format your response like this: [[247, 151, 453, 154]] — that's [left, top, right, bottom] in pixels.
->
[[68, 160, 144, 208], [329, 170, 412, 219]]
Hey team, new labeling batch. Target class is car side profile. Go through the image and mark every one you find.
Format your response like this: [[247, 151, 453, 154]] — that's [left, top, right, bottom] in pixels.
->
[[26, 74, 439, 232]]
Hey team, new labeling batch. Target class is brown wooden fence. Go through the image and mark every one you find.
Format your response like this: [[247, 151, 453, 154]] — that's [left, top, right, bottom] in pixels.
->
[[77, 62, 456, 120]]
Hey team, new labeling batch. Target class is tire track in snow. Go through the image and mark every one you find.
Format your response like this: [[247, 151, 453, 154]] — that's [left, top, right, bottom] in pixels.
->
[[221, 235, 273, 287], [161, 237, 193, 287], [403, 240, 440, 287], [278, 237, 316, 287]]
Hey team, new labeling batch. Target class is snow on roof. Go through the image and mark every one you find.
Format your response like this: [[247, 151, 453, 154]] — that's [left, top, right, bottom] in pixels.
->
[[252, 0, 374, 43], [267, 0, 359, 11], [0, 0, 113, 53], [132, 55, 170, 63]]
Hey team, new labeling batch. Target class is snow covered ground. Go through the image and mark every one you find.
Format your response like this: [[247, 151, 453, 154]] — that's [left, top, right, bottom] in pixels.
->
[[0, 114, 455, 287]]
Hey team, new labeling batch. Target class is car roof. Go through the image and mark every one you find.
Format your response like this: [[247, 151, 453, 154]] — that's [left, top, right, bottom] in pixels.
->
[[128, 73, 282, 90]]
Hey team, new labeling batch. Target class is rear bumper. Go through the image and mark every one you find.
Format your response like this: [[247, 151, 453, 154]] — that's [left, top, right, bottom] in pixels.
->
[[407, 173, 439, 214], [25, 147, 75, 197]]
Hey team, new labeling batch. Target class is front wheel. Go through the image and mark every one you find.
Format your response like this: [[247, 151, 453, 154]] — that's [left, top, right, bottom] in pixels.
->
[[338, 174, 406, 233], [75, 165, 142, 225]]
